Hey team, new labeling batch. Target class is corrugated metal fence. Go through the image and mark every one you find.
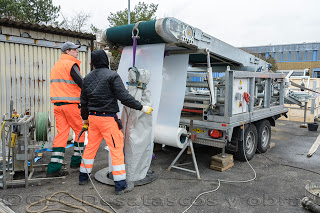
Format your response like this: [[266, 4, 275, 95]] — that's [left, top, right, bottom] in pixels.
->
[[0, 41, 91, 135]]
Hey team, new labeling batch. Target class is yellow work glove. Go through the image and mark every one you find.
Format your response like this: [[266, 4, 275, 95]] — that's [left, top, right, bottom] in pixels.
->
[[83, 120, 89, 131], [141, 106, 153, 115]]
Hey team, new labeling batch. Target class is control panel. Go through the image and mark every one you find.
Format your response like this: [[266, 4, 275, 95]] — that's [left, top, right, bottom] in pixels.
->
[[232, 78, 248, 115]]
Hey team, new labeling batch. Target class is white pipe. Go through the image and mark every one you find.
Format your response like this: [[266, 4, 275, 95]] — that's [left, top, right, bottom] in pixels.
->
[[207, 67, 216, 106], [285, 70, 294, 78], [206, 49, 216, 106]]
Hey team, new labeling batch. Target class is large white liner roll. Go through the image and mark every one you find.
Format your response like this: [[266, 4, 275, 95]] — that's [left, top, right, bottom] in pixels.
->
[[154, 125, 187, 148], [154, 54, 189, 148]]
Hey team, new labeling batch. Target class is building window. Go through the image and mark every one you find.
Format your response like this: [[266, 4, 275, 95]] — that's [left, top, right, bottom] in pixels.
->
[[283, 51, 289, 61], [317, 50, 320, 61], [313, 50, 317, 61], [307, 50, 313, 61], [275, 52, 281, 62], [291, 51, 298, 61], [298, 51, 305, 61]]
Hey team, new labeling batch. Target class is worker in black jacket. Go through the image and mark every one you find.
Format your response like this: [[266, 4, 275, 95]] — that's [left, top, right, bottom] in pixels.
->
[[79, 49, 153, 195]]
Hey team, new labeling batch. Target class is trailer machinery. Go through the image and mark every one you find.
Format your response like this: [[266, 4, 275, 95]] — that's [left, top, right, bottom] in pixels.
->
[[102, 17, 289, 162]]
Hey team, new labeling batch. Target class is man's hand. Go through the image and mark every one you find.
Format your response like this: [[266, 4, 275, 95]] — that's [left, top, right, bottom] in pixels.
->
[[83, 120, 89, 130], [141, 106, 153, 115]]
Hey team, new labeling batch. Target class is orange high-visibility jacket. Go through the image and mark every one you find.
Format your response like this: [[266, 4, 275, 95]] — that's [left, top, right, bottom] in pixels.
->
[[50, 54, 82, 103]]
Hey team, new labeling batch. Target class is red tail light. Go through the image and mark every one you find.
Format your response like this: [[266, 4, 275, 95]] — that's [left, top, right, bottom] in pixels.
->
[[208, 129, 223, 139]]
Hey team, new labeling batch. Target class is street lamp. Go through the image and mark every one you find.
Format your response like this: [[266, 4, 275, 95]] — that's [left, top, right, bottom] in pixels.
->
[[128, 0, 130, 24]]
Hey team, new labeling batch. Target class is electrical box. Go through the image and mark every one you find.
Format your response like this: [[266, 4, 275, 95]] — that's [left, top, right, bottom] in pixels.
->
[[232, 78, 248, 115]]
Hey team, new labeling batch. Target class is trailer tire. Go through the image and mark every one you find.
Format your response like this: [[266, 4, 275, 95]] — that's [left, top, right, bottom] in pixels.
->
[[235, 124, 257, 161], [256, 119, 271, 153]]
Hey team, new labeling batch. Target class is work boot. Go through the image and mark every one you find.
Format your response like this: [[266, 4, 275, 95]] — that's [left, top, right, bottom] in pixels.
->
[[46, 170, 69, 178], [79, 180, 88, 185], [115, 182, 134, 195], [70, 164, 80, 169]]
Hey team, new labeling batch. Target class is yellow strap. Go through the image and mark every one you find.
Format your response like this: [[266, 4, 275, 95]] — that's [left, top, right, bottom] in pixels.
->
[[1, 121, 6, 140]]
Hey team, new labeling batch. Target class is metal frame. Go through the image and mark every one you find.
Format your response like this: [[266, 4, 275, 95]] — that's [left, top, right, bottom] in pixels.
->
[[167, 121, 200, 179], [180, 69, 288, 149], [167, 135, 200, 179], [1, 102, 65, 189], [1, 115, 34, 189]]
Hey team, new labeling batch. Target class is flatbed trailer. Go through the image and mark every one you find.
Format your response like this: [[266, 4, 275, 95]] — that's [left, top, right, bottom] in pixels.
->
[[103, 17, 288, 161]]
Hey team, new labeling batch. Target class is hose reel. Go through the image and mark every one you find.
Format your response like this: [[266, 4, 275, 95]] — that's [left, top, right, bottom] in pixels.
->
[[35, 112, 51, 142]]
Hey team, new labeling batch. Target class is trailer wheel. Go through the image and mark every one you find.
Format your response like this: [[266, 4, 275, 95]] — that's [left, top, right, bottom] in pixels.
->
[[256, 119, 271, 153], [235, 124, 257, 161]]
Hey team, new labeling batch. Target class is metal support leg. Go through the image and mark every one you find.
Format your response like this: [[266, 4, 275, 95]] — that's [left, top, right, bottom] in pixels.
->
[[221, 146, 227, 157], [301, 97, 308, 128], [311, 81, 316, 115], [167, 135, 201, 180], [189, 140, 200, 179], [2, 127, 7, 189], [24, 122, 28, 187], [167, 138, 189, 171], [304, 101, 307, 124]]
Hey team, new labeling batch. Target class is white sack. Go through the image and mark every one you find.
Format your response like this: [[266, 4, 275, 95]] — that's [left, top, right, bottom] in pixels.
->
[[122, 68, 153, 182]]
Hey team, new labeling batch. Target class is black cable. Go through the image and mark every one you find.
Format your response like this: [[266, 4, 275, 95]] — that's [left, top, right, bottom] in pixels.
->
[[246, 95, 320, 176], [257, 149, 320, 176], [159, 152, 320, 183]]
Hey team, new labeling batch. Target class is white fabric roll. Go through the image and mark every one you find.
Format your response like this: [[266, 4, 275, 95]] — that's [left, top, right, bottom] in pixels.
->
[[117, 44, 189, 155], [154, 126, 187, 148], [154, 54, 189, 148]]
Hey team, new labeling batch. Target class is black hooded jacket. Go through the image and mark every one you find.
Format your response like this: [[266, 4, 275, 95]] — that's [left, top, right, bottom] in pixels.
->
[[80, 49, 143, 120]]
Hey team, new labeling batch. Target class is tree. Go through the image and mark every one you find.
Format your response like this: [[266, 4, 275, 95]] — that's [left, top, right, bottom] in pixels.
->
[[261, 55, 278, 72], [0, 0, 19, 19], [58, 11, 101, 50], [107, 2, 158, 27], [58, 12, 92, 33], [0, 0, 60, 24], [107, 1, 158, 69], [248, 52, 278, 72]]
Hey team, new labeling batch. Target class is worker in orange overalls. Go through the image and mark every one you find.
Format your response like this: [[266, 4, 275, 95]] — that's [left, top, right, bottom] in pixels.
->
[[79, 49, 153, 195], [47, 41, 86, 177]]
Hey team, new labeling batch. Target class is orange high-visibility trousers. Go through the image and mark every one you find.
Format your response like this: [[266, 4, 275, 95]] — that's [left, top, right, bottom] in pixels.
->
[[47, 104, 85, 174], [53, 104, 85, 148], [80, 115, 126, 183]]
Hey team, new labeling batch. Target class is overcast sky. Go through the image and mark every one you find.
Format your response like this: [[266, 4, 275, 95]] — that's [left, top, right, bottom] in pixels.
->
[[52, 0, 320, 47]]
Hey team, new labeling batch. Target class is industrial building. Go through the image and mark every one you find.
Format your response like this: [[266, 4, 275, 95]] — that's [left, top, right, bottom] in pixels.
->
[[241, 42, 320, 77]]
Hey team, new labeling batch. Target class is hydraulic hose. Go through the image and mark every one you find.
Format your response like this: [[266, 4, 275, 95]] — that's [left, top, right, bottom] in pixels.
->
[[302, 197, 320, 213], [77, 128, 86, 143], [76, 125, 118, 213], [35, 113, 48, 141]]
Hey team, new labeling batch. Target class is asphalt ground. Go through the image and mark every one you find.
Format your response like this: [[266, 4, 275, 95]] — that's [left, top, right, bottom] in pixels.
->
[[1, 120, 320, 213]]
